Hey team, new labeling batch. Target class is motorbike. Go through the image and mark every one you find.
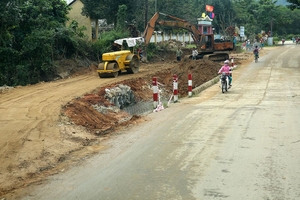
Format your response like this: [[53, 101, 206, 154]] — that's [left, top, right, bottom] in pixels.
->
[[254, 53, 259, 63], [282, 39, 285, 45], [220, 72, 230, 93]]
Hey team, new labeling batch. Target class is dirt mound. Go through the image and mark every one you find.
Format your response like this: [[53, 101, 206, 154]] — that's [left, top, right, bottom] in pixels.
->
[[62, 59, 223, 135], [172, 59, 221, 96]]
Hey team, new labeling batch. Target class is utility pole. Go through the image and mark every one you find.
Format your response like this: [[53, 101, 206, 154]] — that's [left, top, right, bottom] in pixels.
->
[[270, 18, 273, 37], [270, 10, 273, 37]]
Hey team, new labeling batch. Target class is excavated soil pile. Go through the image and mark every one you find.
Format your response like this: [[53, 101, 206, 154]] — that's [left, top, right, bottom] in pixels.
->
[[62, 58, 241, 135]]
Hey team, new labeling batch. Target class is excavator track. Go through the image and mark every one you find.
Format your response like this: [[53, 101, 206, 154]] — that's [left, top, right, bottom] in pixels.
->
[[203, 53, 229, 62]]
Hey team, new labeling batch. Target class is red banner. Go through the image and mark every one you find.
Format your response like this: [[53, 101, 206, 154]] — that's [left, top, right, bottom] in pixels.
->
[[206, 5, 214, 12]]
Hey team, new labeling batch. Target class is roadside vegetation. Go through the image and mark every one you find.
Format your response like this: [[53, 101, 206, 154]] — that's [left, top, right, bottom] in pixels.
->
[[1, 0, 300, 86]]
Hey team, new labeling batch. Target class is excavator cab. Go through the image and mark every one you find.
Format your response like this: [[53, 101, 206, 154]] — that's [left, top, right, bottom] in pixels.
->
[[200, 35, 214, 51]]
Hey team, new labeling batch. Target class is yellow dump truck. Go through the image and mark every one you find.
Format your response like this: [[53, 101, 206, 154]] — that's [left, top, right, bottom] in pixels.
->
[[97, 37, 142, 78]]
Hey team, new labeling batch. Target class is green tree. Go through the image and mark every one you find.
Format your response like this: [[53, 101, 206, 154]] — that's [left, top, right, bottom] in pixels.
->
[[0, 0, 83, 86], [81, 0, 139, 39], [0, 0, 20, 48], [287, 0, 300, 10], [285, 8, 300, 34], [272, 5, 294, 35], [81, 0, 106, 40], [207, 0, 236, 36], [116, 5, 128, 31], [232, 0, 260, 39]]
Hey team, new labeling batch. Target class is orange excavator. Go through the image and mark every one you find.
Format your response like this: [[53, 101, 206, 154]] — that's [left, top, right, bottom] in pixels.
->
[[142, 12, 234, 61]]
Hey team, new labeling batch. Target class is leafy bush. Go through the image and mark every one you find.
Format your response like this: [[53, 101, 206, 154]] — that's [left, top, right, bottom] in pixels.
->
[[0, 0, 73, 86], [286, 34, 300, 40], [273, 36, 279, 42], [0, 48, 20, 86], [13, 64, 31, 86], [0, 21, 95, 86], [145, 43, 160, 60]]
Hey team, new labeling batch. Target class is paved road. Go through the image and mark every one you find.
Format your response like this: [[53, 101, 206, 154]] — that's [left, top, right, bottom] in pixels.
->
[[22, 44, 300, 200]]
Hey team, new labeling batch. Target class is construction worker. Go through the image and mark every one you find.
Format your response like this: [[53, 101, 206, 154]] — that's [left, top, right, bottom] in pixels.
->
[[176, 47, 183, 61], [192, 47, 198, 60]]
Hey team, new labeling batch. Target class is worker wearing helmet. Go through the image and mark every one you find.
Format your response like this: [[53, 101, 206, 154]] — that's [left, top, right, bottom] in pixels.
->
[[218, 60, 232, 88]]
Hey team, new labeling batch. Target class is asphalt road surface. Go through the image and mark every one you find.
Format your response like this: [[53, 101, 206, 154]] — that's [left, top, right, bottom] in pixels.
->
[[22, 43, 300, 200]]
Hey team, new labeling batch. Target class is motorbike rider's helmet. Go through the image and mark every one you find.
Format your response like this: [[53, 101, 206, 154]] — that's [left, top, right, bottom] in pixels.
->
[[224, 60, 229, 64]]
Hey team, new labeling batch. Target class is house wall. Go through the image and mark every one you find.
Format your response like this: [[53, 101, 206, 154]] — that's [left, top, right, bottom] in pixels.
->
[[66, 0, 92, 41]]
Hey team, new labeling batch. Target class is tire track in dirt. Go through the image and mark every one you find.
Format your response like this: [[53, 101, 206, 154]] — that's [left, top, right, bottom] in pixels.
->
[[0, 59, 177, 196]]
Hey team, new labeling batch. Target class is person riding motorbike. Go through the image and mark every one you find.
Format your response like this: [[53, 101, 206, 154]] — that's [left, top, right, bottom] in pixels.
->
[[282, 38, 285, 45], [253, 45, 259, 59], [218, 60, 232, 88]]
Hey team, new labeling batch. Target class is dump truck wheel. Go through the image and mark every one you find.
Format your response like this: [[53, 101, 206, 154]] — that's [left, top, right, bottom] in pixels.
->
[[126, 54, 140, 74]]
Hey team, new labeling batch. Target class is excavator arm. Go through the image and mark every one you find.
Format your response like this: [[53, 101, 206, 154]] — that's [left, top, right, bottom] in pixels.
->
[[142, 12, 206, 61], [142, 12, 232, 61], [156, 20, 203, 47], [143, 12, 160, 45], [143, 12, 203, 46]]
